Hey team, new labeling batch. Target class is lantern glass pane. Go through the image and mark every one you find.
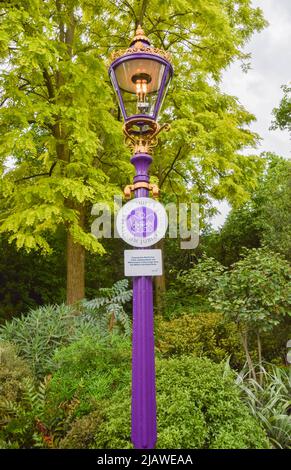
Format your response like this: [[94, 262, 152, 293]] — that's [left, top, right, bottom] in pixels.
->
[[154, 72, 171, 116], [114, 58, 165, 94], [120, 88, 159, 117]]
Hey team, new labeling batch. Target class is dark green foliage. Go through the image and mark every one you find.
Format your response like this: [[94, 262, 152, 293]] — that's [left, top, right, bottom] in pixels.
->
[[202, 156, 291, 265], [210, 248, 291, 335], [85, 238, 125, 298], [163, 237, 198, 287], [94, 356, 269, 449], [160, 255, 223, 320], [0, 228, 127, 323], [162, 289, 210, 320], [0, 233, 66, 322], [202, 204, 261, 266], [260, 319, 291, 365]]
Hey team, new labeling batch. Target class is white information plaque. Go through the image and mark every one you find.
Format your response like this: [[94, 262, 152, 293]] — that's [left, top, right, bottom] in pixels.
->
[[116, 197, 168, 248], [124, 249, 163, 277]]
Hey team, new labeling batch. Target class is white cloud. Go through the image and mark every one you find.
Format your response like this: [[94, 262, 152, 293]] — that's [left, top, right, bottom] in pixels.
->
[[211, 0, 291, 229], [222, 0, 291, 159]]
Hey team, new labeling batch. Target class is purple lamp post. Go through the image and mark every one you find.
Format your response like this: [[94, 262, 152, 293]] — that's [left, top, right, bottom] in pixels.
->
[[109, 25, 173, 449]]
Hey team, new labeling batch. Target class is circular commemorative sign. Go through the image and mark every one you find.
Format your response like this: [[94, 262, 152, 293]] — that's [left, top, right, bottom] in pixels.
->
[[116, 197, 168, 247]]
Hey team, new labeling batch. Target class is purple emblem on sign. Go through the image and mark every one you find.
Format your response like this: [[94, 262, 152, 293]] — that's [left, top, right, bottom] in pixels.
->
[[126, 206, 158, 238]]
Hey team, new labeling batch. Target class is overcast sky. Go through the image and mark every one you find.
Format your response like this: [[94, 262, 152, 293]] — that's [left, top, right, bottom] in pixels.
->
[[211, 0, 291, 229]]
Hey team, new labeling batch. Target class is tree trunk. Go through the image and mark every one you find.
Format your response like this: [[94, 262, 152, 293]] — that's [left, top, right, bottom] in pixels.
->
[[257, 333, 263, 385], [66, 204, 85, 305], [154, 238, 166, 315], [240, 330, 257, 381]]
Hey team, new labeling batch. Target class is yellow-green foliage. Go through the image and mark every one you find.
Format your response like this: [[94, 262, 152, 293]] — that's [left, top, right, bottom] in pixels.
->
[[94, 356, 270, 449], [156, 312, 245, 368], [0, 341, 32, 403], [0, 0, 266, 255]]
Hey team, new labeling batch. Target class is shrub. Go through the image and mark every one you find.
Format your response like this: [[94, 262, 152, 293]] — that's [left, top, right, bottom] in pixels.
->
[[81, 279, 132, 337], [0, 305, 76, 377], [58, 410, 104, 449], [94, 356, 270, 449], [178, 255, 226, 296], [235, 364, 291, 449], [0, 280, 131, 377], [178, 249, 291, 374], [163, 289, 210, 320], [0, 377, 52, 449], [48, 333, 131, 404], [0, 342, 50, 448], [209, 248, 291, 377], [43, 334, 131, 444], [0, 341, 32, 403], [156, 313, 245, 369]]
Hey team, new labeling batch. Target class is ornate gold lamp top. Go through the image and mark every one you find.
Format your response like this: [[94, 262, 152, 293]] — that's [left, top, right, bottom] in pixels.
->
[[132, 24, 149, 43], [110, 25, 172, 63]]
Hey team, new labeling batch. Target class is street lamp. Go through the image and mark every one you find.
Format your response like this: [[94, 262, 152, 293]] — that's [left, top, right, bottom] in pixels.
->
[[109, 25, 173, 449]]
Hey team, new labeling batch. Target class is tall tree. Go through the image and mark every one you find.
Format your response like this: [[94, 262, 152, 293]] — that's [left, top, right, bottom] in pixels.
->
[[0, 1, 130, 303], [202, 155, 291, 266], [254, 156, 291, 259], [0, 1, 266, 305], [272, 84, 291, 134], [209, 248, 291, 382]]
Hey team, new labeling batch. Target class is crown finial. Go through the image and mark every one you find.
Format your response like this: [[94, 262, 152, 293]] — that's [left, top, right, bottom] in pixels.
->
[[136, 24, 145, 36], [131, 24, 150, 44]]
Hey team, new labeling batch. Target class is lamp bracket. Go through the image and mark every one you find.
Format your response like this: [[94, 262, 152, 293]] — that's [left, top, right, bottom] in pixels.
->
[[123, 117, 170, 154], [124, 182, 160, 199]]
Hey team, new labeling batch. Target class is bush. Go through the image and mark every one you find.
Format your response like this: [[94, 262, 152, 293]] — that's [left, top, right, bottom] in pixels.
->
[[209, 248, 291, 376], [0, 342, 50, 448], [44, 335, 269, 449], [163, 289, 210, 320], [81, 279, 132, 336], [48, 334, 131, 405], [236, 364, 291, 449], [3, 334, 269, 449], [0, 281, 131, 377], [0, 305, 76, 377], [156, 313, 245, 368], [0, 341, 32, 403], [43, 334, 131, 444], [58, 410, 104, 449], [178, 255, 226, 296], [94, 356, 270, 449], [0, 377, 52, 449]]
